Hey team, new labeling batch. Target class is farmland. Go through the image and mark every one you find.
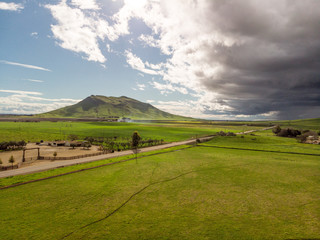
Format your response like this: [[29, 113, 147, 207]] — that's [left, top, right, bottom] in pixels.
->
[[0, 121, 257, 143], [0, 120, 319, 239], [1, 139, 319, 239]]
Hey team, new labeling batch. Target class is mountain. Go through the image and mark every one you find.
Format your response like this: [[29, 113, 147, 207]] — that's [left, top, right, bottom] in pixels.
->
[[38, 95, 192, 120]]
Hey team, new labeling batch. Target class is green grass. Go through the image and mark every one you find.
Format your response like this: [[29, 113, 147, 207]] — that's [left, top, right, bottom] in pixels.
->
[[1, 145, 319, 239], [202, 131, 320, 155], [0, 121, 249, 142], [0, 145, 190, 188], [275, 118, 320, 130]]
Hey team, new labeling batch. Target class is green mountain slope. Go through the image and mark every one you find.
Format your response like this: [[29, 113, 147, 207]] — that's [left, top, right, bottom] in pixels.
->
[[38, 95, 192, 120]]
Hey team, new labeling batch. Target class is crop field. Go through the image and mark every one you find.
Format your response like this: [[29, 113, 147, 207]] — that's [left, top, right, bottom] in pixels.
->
[[0, 121, 256, 143], [1, 134, 319, 239]]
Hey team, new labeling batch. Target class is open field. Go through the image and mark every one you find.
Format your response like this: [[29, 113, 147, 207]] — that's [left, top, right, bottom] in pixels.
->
[[1, 140, 319, 239], [0, 120, 319, 239], [204, 130, 320, 155], [0, 121, 257, 143]]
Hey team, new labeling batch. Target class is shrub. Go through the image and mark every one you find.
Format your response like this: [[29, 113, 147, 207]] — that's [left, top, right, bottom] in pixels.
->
[[277, 128, 301, 138]]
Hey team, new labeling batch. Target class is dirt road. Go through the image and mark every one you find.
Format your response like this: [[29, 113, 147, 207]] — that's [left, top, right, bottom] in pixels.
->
[[0, 136, 213, 178]]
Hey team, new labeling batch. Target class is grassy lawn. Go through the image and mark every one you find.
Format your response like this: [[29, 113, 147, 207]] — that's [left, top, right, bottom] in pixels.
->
[[1, 145, 319, 239], [0, 121, 249, 143]]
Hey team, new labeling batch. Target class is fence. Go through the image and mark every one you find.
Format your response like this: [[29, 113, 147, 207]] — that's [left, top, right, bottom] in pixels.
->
[[0, 164, 19, 171], [38, 151, 108, 161]]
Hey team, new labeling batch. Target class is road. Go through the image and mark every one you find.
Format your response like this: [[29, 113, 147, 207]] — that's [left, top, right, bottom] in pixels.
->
[[0, 136, 213, 178], [0, 126, 275, 178]]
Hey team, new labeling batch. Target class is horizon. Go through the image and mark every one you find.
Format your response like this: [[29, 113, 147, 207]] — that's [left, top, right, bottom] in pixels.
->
[[1, 0, 320, 120]]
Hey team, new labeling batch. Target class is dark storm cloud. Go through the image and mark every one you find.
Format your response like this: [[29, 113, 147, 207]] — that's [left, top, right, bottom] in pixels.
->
[[197, 0, 320, 119]]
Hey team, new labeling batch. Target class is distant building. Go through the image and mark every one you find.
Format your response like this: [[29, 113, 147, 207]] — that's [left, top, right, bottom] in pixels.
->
[[52, 141, 66, 147], [118, 117, 132, 122]]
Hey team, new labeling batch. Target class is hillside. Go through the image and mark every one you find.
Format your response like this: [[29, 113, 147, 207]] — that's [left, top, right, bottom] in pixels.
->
[[38, 95, 192, 120]]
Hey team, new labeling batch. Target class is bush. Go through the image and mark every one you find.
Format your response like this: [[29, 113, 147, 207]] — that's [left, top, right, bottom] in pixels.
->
[[277, 128, 301, 138]]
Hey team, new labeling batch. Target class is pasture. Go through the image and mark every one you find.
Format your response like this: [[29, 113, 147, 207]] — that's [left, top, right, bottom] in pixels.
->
[[0, 121, 251, 143], [1, 136, 319, 239]]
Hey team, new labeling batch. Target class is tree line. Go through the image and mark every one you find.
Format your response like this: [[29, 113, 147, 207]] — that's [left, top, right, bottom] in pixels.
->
[[0, 141, 27, 151]]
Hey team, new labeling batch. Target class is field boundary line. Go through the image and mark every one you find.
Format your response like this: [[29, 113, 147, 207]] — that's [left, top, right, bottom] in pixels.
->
[[0, 146, 193, 190], [199, 145, 320, 157]]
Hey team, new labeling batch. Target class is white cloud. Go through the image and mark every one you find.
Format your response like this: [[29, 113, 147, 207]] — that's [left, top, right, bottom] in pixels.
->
[[150, 81, 188, 95], [0, 60, 51, 71], [0, 89, 42, 95], [45, 1, 112, 63], [24, 79, 44, 83], [31, 32, 38, 38], [0, 90, 80, 114], [70, 0, 100, 10], [125, 50, 161, 75], [137, 83, 145, 91], [0, 2, 23, 11]]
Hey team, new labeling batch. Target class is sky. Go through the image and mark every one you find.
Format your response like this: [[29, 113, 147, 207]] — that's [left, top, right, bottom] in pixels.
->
[[1, 0, 320, 120]]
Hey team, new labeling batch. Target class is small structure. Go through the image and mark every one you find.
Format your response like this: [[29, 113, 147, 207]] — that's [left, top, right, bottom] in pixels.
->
[[65, 141, 82, 147], [118, 117, 132, 122], [52, 141, 66, 147]]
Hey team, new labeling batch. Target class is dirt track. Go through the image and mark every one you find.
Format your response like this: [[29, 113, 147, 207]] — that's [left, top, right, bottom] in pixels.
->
[[0, 136, 213, 178]]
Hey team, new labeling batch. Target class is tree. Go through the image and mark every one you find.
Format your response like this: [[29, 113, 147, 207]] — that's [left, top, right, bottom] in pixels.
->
[[132, 131, 141, 163], [68, 134, 78, 141], [9, 155, 15, 169], [272, 125, 281, 134]]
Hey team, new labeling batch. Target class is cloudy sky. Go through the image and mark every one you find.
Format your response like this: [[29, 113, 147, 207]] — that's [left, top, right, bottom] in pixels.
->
[[1, 0, 320, 120]]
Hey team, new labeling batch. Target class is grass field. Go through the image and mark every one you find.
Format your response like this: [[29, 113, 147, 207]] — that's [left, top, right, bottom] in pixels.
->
[[0, 121, 253, 142], [1, 142, 319, 239], [0, 120, 319, 239], [203, 130, 320, 155]]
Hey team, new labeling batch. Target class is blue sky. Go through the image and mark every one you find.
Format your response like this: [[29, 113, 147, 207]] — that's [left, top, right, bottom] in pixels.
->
[[1, 0, 320, 120]]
